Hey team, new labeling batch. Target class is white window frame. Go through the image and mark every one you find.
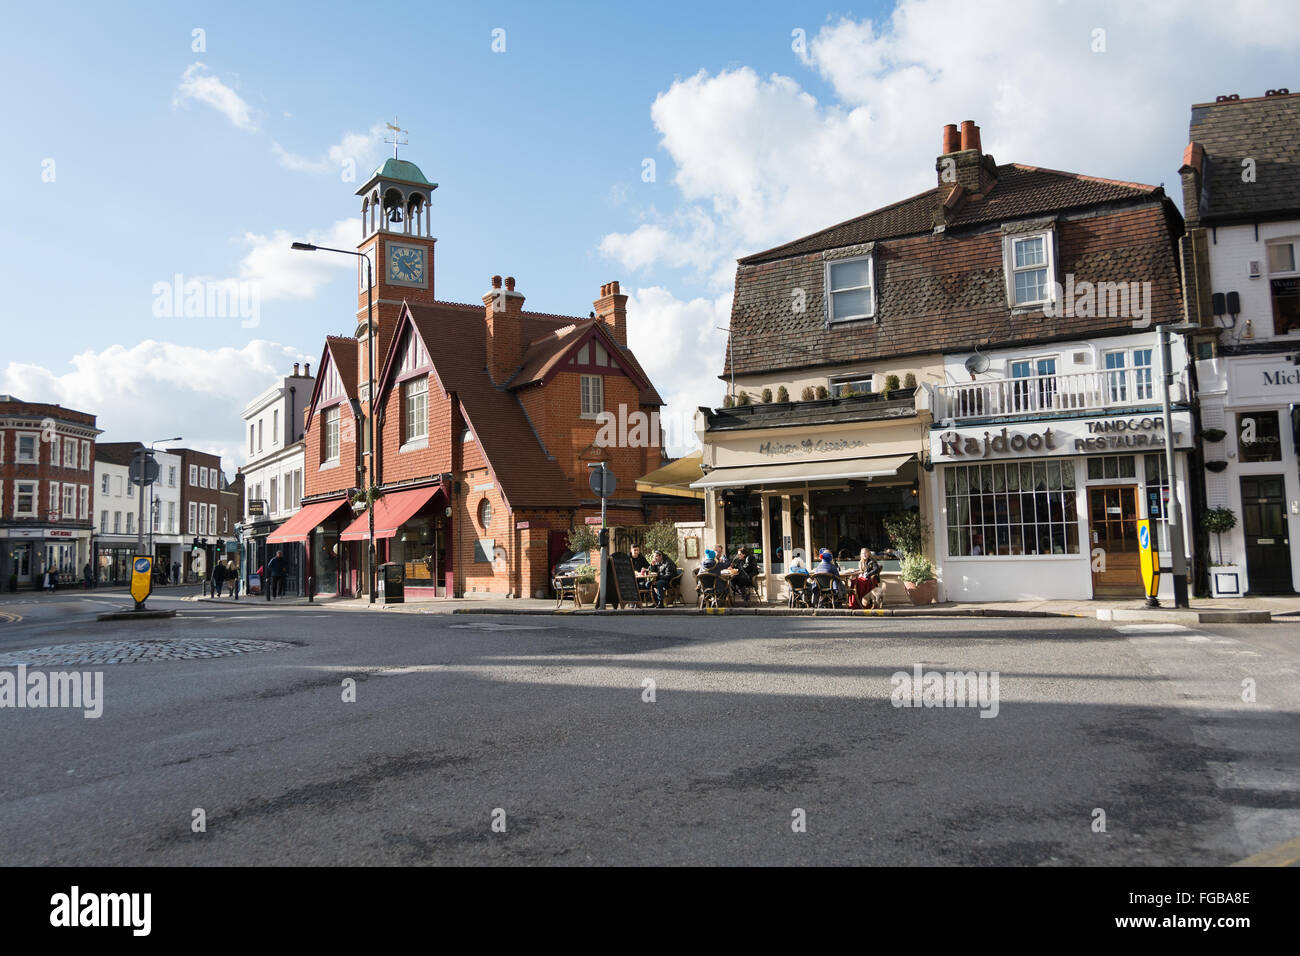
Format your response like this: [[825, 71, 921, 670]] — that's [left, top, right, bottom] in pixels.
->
[[580, 374, 604, 419], [824, 254, 876, 324], [100, 474, 110, 494], [269, 477, 278, 515], [169, 465, 177, 487], [50, 435, 60, 466], [210, 468, 218, 488], [113, 512, 121, 534], [16, 432, 38, 464], [1003, 231, 1056, 309], [188, 502, 197, 534], [402, 375, 429, 444], [168, 501, 176, 533], [80, 440, 91, 470], [14, 480, 37, 517], [79, 484, 88, 519], [63, 438, 77, 467], [830, 374, 873, 398], [209, 504, 217, 536], [272, 409, 279, 444], [189, 464, 198, 486], [323, 406, 341, 463], [100, 510, 109, 533], [62, 483, 76, 520], [49, 481, 59, 516]]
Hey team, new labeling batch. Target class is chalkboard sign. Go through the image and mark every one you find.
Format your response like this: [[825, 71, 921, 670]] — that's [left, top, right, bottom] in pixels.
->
[[606, 552, 643, 608]]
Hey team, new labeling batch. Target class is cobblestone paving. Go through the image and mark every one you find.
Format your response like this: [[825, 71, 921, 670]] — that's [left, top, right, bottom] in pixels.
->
[[0, 639, 289, 667]]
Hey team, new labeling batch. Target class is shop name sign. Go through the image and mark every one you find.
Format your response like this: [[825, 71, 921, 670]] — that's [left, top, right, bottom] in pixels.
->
[[936, 416, 1184, 461], [1262, 368, 1300, 387], [758, 437, 867, 457]]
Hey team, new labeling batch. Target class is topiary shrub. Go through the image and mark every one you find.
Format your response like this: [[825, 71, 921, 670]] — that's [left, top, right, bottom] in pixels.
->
[[723, 393, 735, 408], [737, 390, 752, 406], [1201, 507, 1237, 566], [882, 374, 901, 396], [903, 372, 917, 388], [815, 385, 829, 400], [800, 386, 815, 401], [776, 386, 789, 403], [882, 510, 930, 557], [761, 387, 773, 403]]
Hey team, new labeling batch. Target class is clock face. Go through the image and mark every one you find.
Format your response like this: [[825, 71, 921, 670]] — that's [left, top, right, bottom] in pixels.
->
[[388, 244, 425, 284]]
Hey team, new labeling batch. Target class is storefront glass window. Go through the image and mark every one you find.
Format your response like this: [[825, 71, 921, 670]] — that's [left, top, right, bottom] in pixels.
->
[[1237, 411, 1283, 463], [1087, 455, 1136, 480], [945, 460, 1079, 557], [1143, 454, 1171, 551], [723, 492, 762, 558], [313, 532, 339, 594]]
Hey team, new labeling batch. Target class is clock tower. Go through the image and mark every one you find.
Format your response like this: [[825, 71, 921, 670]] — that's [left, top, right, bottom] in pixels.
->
[[354, 155, 439, 410]]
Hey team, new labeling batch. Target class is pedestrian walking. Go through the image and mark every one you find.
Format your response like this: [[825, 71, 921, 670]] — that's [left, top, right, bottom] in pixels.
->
[[226, 560, 238, 598], [211, 559, 225, 600], [267, 550, 285, 600], [172, 561, 180, 585], [83, 562, 93, 589]]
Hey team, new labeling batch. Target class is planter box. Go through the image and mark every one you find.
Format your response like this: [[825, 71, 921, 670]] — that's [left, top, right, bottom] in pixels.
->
[[904, 579, 938, 605], [1210, 565, 1243, 598]]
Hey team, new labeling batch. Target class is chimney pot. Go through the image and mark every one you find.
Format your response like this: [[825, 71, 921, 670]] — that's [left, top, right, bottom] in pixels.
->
[[491, 275, 502, 288], [505, 276, 516, 291], [610, 280, 619, 295], [293, 362, 300, 376], [960, 120, 980, 153], [941, 123, 959, 154], [304, 362, 310, 377]]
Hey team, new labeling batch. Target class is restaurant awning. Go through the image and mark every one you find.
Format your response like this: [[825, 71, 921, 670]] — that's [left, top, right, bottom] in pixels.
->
[[636, 451, 705, 500], [340, 485, 442, 541], [690, 454, 914, 490], [266, 498, 353, 544]]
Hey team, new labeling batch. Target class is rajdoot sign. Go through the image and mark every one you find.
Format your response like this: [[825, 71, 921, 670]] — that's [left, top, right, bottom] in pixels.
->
[[935, 416, 1184, 461]]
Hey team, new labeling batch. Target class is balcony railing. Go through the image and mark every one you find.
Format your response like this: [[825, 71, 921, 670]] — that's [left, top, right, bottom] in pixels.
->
[[936, 370, 1156, 422]]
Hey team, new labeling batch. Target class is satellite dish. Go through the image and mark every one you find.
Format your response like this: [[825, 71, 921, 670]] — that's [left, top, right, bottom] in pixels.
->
[[963, 351, 990, 376]]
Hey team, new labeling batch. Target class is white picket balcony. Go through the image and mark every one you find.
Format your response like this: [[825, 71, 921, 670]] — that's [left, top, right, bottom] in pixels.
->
[[935, 370, 1159, 422]]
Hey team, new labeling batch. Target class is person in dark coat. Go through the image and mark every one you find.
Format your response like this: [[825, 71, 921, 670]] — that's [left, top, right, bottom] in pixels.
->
[[267, 550, 285, 600], [210, 559, 225, 599], [650, 550, 678, 608]]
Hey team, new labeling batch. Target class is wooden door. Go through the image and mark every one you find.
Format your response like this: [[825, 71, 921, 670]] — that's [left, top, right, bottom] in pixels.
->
[[1089, 485, 1142, 597], [1241, 476, 1294, 594]]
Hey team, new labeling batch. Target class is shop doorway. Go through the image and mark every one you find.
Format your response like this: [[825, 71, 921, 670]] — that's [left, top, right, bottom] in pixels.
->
[[1241, 476, 1293, 594], [11, 543, 32, 587], [1088, 485, 1142, 597]]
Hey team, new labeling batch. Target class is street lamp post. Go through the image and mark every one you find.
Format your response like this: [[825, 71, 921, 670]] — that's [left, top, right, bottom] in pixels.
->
[[1157, 324, 1195, 609], [291, 242, 378, 603], [147, 437, 181, 565]]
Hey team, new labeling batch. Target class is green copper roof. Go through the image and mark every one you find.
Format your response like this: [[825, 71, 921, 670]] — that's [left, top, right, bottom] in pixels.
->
[[372, 158, 435, 187]]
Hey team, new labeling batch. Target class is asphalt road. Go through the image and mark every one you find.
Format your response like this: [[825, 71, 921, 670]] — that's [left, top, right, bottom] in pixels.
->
[[1, 592, 1297, 865]]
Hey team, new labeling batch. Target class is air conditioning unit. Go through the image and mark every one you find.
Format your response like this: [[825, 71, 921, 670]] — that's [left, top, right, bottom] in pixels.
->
[[1248, 260, 1262, 278]]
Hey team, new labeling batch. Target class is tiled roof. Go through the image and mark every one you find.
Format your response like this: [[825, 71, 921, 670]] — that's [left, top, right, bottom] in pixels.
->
[[507, 320, 666, 406], [739, 164, 1161, 264], [324, 336, 359, 398], [1185, 92, 1300, 222], [701, 390, 920, 432], [728, 202, 1184, 376], [407, 303, 579, 509]]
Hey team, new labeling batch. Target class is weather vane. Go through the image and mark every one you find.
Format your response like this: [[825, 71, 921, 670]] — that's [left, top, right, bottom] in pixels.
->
[[384, 117, 409, 159]]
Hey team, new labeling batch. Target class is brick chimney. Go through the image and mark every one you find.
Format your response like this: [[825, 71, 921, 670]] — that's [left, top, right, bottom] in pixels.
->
[[483, 274, 525, 385], [933, 120, 999, 228], [593, 280, 628, 347]]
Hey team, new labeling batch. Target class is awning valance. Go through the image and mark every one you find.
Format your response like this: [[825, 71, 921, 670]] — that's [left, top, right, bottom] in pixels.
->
[[340, 485, 443, 541], [266, 498, 352, 544], [636, 451, 705, 500], [690, 454, 914, 490]]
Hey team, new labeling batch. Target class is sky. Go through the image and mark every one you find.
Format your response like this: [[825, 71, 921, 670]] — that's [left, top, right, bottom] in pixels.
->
[[1, 0, 1298, 471]]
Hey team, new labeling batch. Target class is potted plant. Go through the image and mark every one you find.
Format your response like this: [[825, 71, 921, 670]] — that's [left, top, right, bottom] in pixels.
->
[[1201, 507, 1241, 597], [900, 554, 938, 605], [776, 386, 789, 403], [573, 564, 599, 605]]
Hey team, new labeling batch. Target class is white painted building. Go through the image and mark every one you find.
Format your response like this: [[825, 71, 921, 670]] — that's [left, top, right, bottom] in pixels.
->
[[239, 363, 313, 593], [1179, 90, 1300, 596], [93, 443, 183, 585]]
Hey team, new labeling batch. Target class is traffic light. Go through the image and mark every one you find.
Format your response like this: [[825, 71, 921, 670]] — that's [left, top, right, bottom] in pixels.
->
[[215, 538, 224, 552], [192, 538, 201, 554]]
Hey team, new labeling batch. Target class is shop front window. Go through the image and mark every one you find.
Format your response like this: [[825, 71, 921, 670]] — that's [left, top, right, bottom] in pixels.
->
[[1237, 411, 1283, 463], [313, 532, 339, 594], [1143, 454, 1171, 552], [722, 492, 761, 559], [944, 460, 1079, 556]]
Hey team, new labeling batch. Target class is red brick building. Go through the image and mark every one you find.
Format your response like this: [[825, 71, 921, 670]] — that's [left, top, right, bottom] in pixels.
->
[[0, 395, 99, 588], [170, 447, 227, 581], [274, 156, 698, 599]]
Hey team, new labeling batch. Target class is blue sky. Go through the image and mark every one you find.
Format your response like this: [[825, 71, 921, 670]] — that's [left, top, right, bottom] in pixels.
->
[[2, 0, 1298, 466]]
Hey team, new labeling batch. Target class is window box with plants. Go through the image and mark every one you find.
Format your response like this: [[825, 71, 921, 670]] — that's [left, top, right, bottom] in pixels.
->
[[1201, 507, 1242, 598]]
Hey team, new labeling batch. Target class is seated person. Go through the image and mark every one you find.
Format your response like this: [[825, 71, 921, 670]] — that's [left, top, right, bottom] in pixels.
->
[[850, 548, 882, 607], [650, 550, 678, 608], [809, 549, 843, 597], [714, 548, 732, 572], [701, 548, 720, 572], [787, 553, 807, 574], [729, 546, 759, 597], [630, 544, 651, 576]]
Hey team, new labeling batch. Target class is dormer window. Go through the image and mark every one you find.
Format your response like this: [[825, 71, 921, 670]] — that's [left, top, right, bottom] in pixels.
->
[[825, 255, 875, 323], [1004, 232, 1055, 308]]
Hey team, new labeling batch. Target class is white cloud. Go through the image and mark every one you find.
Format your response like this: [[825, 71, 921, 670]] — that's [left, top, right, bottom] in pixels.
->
[[624, 286, 732, 456], [234, 218, 360, 301], [1, 340, 313, 469], [273, 122, 388, 177], [172, 63, 257, 131]]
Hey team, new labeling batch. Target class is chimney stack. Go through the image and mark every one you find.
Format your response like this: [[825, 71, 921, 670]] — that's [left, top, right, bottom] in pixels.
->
[[483, 274, 525, 385], [593, 280, 628, 347], [293, 362, 300, 377], [934, 119, 998, 228]]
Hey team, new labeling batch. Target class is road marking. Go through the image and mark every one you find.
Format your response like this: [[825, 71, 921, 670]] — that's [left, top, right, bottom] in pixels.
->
[[1230, 833, 1300, 867], [0, 611, 20, 624], [448, 622, 557, 631], [1115, 623, 1194, 635]]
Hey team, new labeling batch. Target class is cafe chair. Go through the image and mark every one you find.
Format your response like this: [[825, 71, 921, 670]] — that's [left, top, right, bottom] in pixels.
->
[[784, 572, 811, 609], [553, 574, 576, 609], [811, 572, 840, 610], [696, 571, 725, 609], [664, 570, 684, 607]]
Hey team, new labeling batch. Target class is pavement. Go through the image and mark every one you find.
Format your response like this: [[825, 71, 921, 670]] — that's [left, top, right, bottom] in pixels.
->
[[1, 598, 1297, 865]]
